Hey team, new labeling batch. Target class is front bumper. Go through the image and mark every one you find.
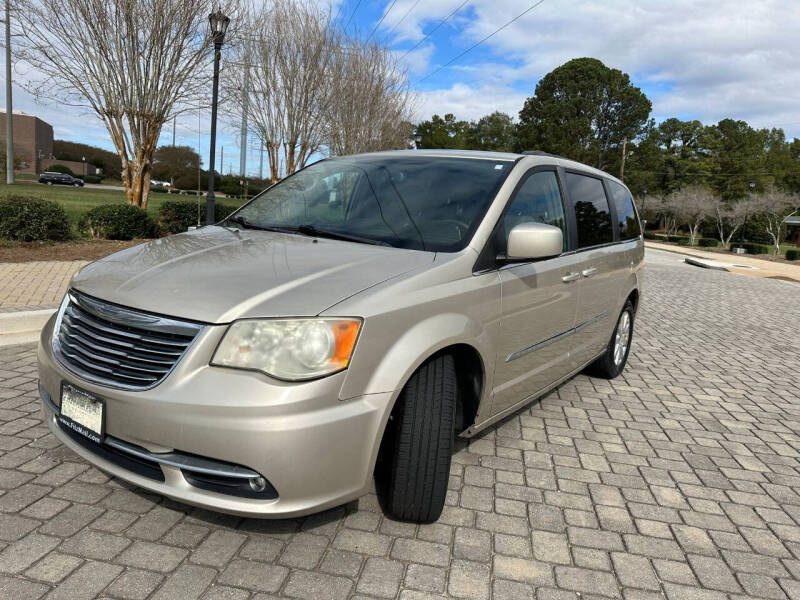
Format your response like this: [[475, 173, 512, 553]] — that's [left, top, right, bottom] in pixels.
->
[[38, 316, 393, 518]]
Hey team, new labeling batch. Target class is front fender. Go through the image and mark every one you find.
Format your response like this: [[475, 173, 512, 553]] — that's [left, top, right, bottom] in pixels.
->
[[339, 311, 495, 404]]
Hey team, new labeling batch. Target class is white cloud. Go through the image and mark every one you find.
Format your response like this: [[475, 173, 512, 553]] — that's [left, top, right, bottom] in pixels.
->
[[414, 82, 526, 122], [391, 0, 800, 136]]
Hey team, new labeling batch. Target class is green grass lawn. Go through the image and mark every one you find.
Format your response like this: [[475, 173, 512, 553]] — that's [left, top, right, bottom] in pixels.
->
[[0, 182, 242, 228]]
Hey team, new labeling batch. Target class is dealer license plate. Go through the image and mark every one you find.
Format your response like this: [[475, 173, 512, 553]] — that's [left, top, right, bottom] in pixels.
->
[[59, 383, 104, 443]]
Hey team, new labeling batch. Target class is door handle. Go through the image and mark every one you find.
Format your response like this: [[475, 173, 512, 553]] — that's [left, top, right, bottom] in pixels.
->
[[562, 272, 581, 283], [582, 267, 598, 278]]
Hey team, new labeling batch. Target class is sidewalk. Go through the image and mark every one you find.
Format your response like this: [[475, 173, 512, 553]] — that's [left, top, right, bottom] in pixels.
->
[[0, 260, 87, 311], [0, 261, 87, 345], [646, 240, 800, 283]]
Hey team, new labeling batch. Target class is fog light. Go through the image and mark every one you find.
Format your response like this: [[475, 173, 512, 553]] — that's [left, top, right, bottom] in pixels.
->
[[249, 476, 267, 492]]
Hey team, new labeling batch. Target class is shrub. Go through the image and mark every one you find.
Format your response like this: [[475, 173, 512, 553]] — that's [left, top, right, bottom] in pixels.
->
[[667, 235, 683, 243], [157, 200, 238, 235], [0, 195, 71, 241], [158, 200, 203, 234], [83, 175, 102, 184], [80, 204, 157, 240], [47, 164, 75, 176], [740, 242, 769, 255], [643, 231, 657, 240], [786, 248, 800, 261], [698, 238, 718, 247], [215, 203, 237, 222], [150, 186, 169, 193]]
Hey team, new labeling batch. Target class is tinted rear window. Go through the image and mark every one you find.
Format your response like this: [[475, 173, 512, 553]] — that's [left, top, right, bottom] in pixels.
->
[[608, 181, 641, 240], [565, 173, 613, 248]]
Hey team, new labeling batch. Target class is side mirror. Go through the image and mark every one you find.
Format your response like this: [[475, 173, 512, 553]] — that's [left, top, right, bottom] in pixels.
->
[[506, 222, 563, 260]]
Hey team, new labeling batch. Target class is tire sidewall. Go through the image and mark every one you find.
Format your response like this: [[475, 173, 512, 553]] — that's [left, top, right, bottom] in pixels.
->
[[609, 302, 635, 376]]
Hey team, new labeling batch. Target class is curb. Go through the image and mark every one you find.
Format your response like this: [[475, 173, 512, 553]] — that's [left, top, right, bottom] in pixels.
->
[[683, 257, 728, 271], [0, 309, 55, 346]]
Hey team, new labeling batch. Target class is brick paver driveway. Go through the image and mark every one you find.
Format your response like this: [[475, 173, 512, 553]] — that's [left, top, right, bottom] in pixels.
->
[[1, 248, 800, 600]]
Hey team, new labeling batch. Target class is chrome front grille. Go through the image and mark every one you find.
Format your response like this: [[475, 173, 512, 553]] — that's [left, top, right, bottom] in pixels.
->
[[53, 290, 204, 390]]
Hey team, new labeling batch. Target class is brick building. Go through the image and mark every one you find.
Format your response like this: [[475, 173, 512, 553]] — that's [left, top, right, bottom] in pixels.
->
[[0, 109, 54, 175]]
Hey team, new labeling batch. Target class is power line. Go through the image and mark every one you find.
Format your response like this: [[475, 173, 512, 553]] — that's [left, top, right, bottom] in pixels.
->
[[399, 0, 469, 60], [413, 0, 546, 87], [365, 0, 399, 42], [332, 0, 346, 24], [343, 0, 363, 31], [383, 0, 422, 41]]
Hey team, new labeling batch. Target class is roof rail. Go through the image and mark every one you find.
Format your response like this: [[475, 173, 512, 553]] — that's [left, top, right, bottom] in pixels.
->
[[521, 150, 570, 160]]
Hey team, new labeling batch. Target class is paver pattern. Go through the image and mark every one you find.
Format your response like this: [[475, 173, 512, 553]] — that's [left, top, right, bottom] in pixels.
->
[[1, 249, 800, 599], [0, 262, 87, 310]]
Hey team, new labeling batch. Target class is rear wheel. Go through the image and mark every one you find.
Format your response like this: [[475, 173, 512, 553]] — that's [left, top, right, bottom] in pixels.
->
[[383, 353, 456, 522], [587, 299, 635, 379]]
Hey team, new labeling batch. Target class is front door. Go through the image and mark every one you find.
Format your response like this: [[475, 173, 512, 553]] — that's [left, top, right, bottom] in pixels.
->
[[491, 169, 581, 416]]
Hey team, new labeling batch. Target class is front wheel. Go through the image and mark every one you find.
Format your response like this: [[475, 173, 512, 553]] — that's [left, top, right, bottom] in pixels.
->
[[587, 300, 635, 379], [73, 183, 81, 187], [382, 353, 456, 522]]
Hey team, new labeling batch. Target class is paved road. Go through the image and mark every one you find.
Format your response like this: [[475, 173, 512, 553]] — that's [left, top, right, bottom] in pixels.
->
[[1, 248, 799, 599]]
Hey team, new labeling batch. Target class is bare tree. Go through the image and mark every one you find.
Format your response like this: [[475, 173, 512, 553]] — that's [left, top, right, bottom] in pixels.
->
[[634, 194, 661, 230], [712, 198, 750, 249], [225, 1, 414, 182], [325, 42, 415, 156], [229, 0, 340, 182], [15, 0, 237, 208], [666, 185, 716, 245], [750, 189, 798, 255], [656, 196, 679, 237]]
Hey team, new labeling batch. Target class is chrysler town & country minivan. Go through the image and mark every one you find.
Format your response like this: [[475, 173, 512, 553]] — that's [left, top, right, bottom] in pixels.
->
[[38, 150, 643, 522]]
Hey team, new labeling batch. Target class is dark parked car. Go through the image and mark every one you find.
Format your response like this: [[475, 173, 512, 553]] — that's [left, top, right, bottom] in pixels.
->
[[39, 172, 84, 187]]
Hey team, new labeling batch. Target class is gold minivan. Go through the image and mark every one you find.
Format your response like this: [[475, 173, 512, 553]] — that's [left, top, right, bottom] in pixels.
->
[[38, 150, 643, 522]]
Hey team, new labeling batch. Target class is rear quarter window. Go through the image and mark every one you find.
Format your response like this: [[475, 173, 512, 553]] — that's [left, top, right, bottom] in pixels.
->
[[608, 181, 641, 240]]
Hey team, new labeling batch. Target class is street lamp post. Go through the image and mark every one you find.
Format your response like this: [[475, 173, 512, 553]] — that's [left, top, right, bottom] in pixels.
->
[[82, 156, 86, 177], [5, 0, 14, 184], [206, 9, 230, 226]]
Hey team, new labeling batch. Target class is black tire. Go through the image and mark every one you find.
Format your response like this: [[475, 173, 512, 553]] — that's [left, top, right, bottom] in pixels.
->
[[587, 299, 635, 379], [384, 353, 457, 523]]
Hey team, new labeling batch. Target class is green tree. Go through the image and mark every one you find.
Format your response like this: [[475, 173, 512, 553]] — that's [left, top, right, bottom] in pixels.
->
[[152, 145, 201, 190], [516, 57, 651, 170], [416, 113, 469, 149], [706, 119, 770, 201], [53, 140, 122, 180], [465, 112, 515, 152]]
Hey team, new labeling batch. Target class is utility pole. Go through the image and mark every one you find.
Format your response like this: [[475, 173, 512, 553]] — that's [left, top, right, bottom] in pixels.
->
[[619, 137, 628, 181], [4, 0, 14, 184], [239, 52, 249, 178], [259, 139, 264, 180]]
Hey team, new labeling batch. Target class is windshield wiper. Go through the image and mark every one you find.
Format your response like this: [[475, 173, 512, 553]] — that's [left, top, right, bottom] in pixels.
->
[[295, 224, 391, 246], [227, 216, 294, 233]]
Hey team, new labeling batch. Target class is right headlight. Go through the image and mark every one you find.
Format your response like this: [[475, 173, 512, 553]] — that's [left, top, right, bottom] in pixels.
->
[[211, 318, 362, 381]]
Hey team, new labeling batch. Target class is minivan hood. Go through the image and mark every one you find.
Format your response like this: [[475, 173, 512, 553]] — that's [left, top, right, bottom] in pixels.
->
[[71, 226, 434, 323]]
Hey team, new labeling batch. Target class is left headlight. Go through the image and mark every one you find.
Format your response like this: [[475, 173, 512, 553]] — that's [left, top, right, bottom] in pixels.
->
[[211, 318, 362, 381]]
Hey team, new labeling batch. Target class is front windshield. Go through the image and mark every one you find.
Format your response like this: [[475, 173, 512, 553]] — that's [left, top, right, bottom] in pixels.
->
[[228, 155, 515, 252]]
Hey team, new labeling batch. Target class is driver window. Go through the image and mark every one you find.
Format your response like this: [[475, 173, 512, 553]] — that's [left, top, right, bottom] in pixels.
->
[[502, 170, 567, 251]]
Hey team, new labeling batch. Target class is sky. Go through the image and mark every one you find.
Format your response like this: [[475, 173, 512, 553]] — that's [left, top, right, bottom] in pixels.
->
[[6, 0, 800, 179]]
